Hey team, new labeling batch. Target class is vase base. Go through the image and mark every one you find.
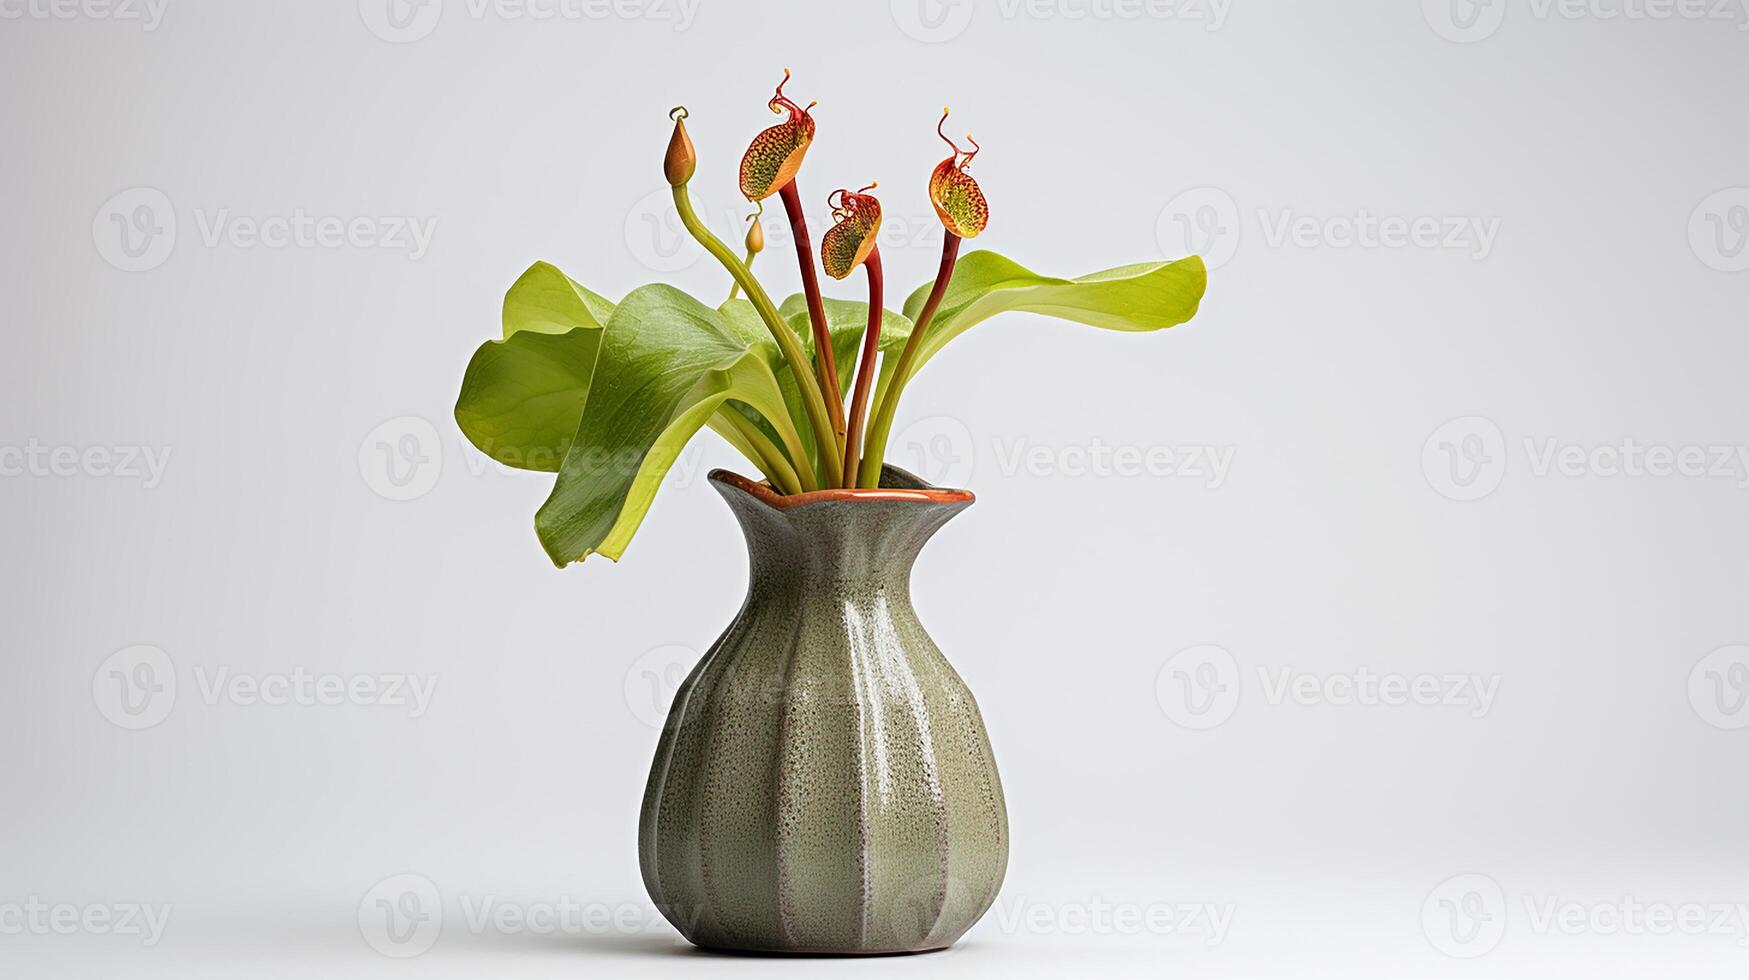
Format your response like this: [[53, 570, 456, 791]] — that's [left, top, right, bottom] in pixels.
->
[[692, 942, 953, 958]]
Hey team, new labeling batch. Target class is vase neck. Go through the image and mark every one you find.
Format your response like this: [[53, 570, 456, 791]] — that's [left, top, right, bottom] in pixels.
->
[[710, 469, 974, 590]]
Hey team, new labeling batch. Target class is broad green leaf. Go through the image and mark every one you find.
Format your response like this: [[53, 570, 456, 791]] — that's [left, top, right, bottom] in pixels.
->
[[713, 297, 781, 357], [533, 285, 795, 567], [502, 261, 615, 338], [900, 250, 1206, 372], [455, 263, 615, 472], [456, 329, 603, 472], [857, 251, 1207, 486]]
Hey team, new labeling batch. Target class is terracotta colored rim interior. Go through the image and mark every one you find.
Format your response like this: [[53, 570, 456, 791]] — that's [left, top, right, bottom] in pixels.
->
[[710, 469, 975, 509]]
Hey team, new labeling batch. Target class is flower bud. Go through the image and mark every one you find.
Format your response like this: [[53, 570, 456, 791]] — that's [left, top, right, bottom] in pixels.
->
[[665, 107, 696, 187], [745, 213, 765, 254]]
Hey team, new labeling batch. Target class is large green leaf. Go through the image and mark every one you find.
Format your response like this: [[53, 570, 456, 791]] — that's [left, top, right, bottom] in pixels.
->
[[455, 263, 616, 472], [856, 251, 1207, 486], [899, 251, 1206, 372], [502, 262, 615, 339], [533, 285, 795, 567]]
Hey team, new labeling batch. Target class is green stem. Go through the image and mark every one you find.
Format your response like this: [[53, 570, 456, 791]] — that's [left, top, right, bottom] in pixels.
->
[[858, 232, 962, 488], [721, 409, 807, 495], [725, 248, 755, 303], [672, 185, 844, 483], [842, 247, 883, 488]]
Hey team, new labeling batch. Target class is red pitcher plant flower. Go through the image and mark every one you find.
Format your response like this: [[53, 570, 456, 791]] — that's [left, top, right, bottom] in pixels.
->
[[822, 183, 887, 485], [855, 109, 988, 487], [739, 71, 845, 439]]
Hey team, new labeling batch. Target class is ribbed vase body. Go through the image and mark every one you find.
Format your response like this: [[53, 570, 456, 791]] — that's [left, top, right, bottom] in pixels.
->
[[639, 469, 1009, 955]]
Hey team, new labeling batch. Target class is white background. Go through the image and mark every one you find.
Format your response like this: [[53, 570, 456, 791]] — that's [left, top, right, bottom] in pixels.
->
[[3, 0, 1748, 976]]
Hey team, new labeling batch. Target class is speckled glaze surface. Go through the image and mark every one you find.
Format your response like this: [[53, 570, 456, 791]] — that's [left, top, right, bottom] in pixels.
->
[[639, 466, 1009, 955]]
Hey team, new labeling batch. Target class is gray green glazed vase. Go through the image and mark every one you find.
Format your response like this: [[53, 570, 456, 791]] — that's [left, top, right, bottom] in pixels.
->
[[639, 466, 1009, 955]]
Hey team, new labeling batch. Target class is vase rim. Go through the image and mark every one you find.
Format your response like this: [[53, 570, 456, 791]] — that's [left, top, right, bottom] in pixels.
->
[[709, 468, 976, 511]]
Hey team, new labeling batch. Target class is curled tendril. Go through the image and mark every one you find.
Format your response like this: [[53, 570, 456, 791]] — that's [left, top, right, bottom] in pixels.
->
[[937, 108, 979, 170], [929, 107, 989, 238], [669, 105, 688, 121], [768, 68, 819, 118], [739, 70, 819, 201], [829, 182, 878, 221]]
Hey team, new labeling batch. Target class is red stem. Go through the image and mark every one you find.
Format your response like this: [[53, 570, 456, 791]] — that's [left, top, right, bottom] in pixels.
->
[[843, 247, 884, 487], [777, 181, 846, 441], [856, 232, 961, 488]]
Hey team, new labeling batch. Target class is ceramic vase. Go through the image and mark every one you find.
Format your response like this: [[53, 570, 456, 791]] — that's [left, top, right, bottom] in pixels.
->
[[639, 466, 1009, 955]]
